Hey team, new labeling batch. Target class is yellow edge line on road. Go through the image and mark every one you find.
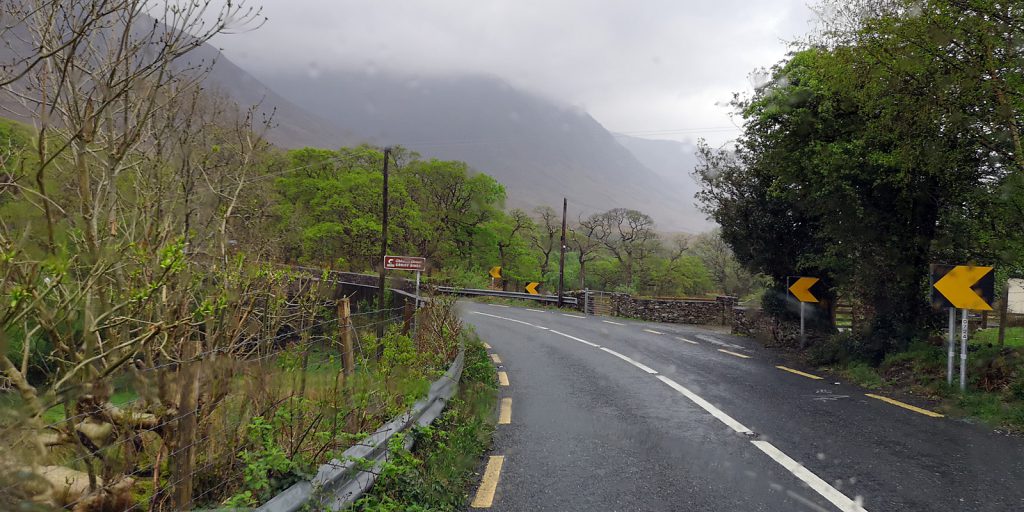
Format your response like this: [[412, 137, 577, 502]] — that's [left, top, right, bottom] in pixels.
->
[[482, 342, 492, 349], [498, 397, 512, 424], [497, 371, 509, 386], [717, 348, 751, 359], [490, 354, 502, 364], [776, 365, 823, 380], [866, 393, 944, 418], [470, 455, 505, 508]]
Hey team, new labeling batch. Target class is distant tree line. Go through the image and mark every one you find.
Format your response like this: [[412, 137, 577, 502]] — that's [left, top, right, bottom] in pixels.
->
[[267, 145, 758, 298]]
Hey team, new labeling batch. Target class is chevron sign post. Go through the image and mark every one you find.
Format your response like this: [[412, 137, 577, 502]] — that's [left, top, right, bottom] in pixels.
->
[[931, 264, 994, 390], [788, 276, 821, 349]]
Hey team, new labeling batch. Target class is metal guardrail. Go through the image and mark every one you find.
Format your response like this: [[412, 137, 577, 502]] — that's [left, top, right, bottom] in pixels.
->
[[256, 346, 465, 512], [436, 286, 578, 305]]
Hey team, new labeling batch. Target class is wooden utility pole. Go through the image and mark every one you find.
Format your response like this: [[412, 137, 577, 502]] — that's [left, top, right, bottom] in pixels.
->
[[376, 147, 391, 351], [557, 197, 567, 307], [338, 297, 353, 379]]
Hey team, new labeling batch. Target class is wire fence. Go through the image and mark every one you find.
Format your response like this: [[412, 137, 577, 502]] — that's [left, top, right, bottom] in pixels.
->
[[0, 279, 454, 511]]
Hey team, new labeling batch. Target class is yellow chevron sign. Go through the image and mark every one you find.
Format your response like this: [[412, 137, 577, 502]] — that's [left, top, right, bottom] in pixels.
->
[[933, 265, 994, 311], [489, 266, 502, 279], [788, 277, 820, 303], [525, 282, 540, 295]]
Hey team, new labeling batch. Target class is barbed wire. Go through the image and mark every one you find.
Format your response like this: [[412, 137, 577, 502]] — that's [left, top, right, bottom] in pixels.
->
[[39, 309, 402, 431], [55, 312, 408, 511]]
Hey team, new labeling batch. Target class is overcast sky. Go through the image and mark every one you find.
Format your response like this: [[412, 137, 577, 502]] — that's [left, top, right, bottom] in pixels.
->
[[213, 0, 818, 146]]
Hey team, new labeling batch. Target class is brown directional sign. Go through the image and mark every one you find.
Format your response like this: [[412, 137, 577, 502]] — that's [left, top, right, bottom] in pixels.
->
[[383, 255, 425, 271], [931, 264, 994, 311]]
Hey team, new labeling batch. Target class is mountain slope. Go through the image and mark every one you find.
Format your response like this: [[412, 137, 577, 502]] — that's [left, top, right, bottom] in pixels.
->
[[614, 135, 711, 232], [256, 70, 706, 232], [0, 19, 347, 150]]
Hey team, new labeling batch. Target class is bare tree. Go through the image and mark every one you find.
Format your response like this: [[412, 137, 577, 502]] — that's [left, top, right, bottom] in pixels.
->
[[0, 2, 295, 509], [571, 215, 604, 288], [530, 206, 558, 279], [590, 208, 659, 284]]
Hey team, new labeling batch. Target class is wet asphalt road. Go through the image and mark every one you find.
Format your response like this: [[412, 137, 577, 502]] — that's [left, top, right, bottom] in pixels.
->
[[462, 303, 1024, 512]]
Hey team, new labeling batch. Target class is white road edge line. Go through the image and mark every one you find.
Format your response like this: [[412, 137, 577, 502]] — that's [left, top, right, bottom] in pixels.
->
[[600, 347, 658, 374], [643, 329, 664, 335], [656, 375, 752, 435], [602, 320, 626, 326], [750, 440, 868, 512], [549, 330, 600, 347], [526, 308, 546, 313], [675, 336, 699, 345], [489, 304, 511, 308], [562, 313, 586, 319]]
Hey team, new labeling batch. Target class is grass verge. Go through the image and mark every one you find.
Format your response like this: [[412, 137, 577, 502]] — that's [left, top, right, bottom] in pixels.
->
[[353, 330, 498, 511], [818, 337, 1024, 432]]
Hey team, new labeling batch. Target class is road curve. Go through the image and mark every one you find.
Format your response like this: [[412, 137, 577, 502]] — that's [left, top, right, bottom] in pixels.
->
[[462, 303, 1024, 512]]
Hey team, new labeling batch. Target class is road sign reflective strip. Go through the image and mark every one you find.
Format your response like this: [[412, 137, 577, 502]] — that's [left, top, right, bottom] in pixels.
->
[[497, 371, 509, 386], [865, 393, 944, 418], [750, 440, 868, 512], [717, 349, 751, 359], [775, 366, 823, 380], [600, 347, 658, 374], [498, 398, 512, 424], [470, 455, 505, 508]]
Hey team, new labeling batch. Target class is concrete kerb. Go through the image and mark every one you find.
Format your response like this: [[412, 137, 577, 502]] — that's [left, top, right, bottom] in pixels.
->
[[256, 346, 465, 512]]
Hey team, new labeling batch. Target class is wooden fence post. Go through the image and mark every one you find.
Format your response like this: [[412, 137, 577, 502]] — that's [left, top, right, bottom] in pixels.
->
[[402, 299, 414, 335], [338, 298, 353, 378]]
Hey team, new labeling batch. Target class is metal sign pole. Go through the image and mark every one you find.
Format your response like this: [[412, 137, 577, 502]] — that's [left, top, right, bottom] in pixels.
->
[[414, 270, 421, 339], [947, 307, 955, 385], [960, 308, 969, 391], [799, 301, 806, 349]]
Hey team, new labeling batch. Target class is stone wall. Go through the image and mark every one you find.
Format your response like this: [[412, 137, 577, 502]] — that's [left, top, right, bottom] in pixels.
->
[[609, 294, 738, 325], [731, 307, 829, 348]]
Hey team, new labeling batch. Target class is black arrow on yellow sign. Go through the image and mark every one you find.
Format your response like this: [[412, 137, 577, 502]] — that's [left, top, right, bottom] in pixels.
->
[[525, 282, 540, 295], [788, 277, 820, 303], [931, 264, 994, 311]]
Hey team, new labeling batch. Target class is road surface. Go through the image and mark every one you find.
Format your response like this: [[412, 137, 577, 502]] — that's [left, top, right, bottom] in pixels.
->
[[462, 303, 1024, 511]]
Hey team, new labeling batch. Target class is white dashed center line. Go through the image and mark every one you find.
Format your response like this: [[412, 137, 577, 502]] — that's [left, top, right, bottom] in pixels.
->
[[602, 320, 626, 326], [675, 336, 699, 345], [643, 328, 664, 335], [600, 347, 658, 374], [549, 330, 600, 347]]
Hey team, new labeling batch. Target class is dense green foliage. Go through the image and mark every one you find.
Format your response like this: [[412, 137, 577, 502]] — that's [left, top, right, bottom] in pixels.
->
[[354, 332, 497, 511], [696, 0, 1024, 358]]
